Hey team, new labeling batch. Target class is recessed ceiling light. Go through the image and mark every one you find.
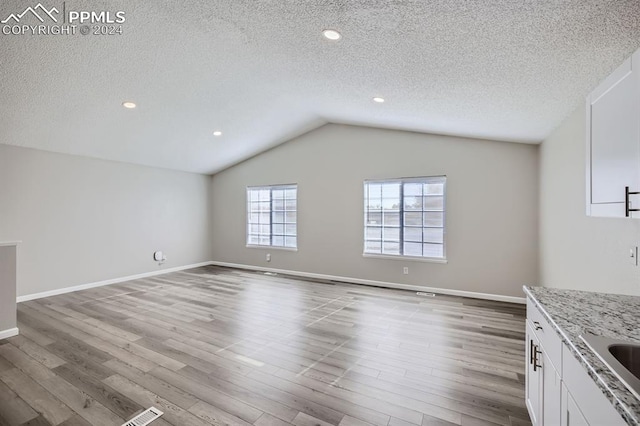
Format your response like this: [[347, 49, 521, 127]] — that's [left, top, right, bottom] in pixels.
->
[[122, 101, 136, 109], [322, 29, 341, 41], [373, 97, 385, 103], [213, 131, 222, 136]]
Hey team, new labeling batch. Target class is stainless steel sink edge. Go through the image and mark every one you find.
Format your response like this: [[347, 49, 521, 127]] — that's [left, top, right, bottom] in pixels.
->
[[580, 334, 640, 402]]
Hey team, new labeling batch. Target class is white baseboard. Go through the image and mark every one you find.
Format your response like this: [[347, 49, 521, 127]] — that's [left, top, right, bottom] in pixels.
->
[[0, 328, 19, 340], [209, 261, 526, 304], [17, 261, 214, 303], [16, 260, 526, 305]]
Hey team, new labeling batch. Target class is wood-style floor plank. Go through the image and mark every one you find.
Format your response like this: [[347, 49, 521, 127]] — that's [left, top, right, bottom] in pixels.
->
[[6, 335, 66, 370], [0, 375, 39, 425], [102, 374, 210, 426], [0, 265, 530, 426], [0, 367, 74, 425], [52, 363, 143, 421]]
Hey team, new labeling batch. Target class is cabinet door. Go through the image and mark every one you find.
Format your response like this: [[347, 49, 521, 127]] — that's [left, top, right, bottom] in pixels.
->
[[561, 345, 627, 425], [587, 49, 640, 217], [542, 350, 561, 425], [561, 383, 589, 426], [526, 322, 542, 425]]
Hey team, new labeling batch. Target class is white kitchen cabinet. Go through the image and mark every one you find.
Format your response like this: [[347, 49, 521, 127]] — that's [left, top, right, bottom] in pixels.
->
[[526, 307, 562, 426], [526, 321, 543, 425], [586, 48, 640, 218], [542, 350, 562, 425], [526, 297, 627, 426], [561, 384, 589, 426], [561, 344, 626, 426]]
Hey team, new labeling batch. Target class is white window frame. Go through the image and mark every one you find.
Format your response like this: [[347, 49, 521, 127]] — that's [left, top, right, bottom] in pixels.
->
[[246, 184, 297, 250], [363, 176, 447, 262]]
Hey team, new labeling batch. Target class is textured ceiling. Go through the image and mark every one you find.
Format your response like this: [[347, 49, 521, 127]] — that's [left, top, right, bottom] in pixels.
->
[[1, 1, 639, 174]]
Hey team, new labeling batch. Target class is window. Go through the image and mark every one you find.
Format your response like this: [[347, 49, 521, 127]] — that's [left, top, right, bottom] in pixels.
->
[[247, 184, 297, 249], [364, 176, 446, 259]]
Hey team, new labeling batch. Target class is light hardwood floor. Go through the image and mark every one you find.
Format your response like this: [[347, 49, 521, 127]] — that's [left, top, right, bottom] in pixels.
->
[[0, 266, 531, 426]]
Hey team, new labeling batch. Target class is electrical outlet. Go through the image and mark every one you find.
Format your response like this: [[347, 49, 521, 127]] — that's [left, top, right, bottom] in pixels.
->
[[403, 267, 409, 275], [153, 251, 166, 265], [266, 253, 271, 262]]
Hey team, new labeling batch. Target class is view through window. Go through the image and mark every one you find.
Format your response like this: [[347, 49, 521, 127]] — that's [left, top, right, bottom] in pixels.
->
[[247, 185, 297, 248], [364, 176, 446, 259]]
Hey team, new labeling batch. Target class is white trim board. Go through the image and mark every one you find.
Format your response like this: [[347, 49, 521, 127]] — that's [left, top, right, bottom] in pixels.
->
[[16, 260, 526, 305], [16, 262, 214, 303], [210, 261, 526, 304], [0, 328, 19, 340]]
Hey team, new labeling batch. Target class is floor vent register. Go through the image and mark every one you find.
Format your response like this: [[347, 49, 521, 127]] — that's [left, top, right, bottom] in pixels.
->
[[122, 407, 164, 426]]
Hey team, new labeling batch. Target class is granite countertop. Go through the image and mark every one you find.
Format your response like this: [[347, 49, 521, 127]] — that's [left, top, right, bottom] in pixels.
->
[[524, 286, 640, 425]]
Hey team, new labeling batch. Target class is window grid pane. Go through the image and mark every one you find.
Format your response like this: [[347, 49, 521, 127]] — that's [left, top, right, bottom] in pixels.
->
[[364, 177, 445, 259], [247, 185, 297, 248]]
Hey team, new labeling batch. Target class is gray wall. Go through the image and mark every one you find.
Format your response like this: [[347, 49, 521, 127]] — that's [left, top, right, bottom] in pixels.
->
[[539, 107, 640, 294], [0, 245, 17, 332], [0, 144, 213, 297], [211, 124, 539, 298]]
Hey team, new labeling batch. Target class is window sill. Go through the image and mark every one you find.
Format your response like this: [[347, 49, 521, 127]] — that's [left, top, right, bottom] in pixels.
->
[[246, 245, 298, 252], [362, 253, 448, 264]]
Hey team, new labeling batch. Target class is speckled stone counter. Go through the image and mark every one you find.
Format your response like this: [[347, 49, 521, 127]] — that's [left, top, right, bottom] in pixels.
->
[[524, 286, 640, 425]]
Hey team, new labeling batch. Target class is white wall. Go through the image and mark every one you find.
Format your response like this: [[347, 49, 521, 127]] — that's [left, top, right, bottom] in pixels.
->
[[0, 144, 213, 297], [539, 107, 640, 294], [211, 124, 539, 298]]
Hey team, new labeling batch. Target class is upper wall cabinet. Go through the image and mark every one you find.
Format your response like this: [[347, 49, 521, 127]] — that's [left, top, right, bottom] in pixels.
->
[[586, 48, 640, 218]]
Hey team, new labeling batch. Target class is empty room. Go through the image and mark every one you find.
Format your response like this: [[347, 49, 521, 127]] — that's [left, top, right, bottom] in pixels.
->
[[1, 1, 640, 425]]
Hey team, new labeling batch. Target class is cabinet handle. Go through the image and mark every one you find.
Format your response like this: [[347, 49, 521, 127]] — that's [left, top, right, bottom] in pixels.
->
[[529, 339, 535, 365], [533, 321, 543, 331], [533, 344, 542, 372], [625, 186, 640, 217]]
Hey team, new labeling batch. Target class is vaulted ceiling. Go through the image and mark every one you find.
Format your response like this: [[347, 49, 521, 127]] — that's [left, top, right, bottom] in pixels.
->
[[1, 1, 639, 174]]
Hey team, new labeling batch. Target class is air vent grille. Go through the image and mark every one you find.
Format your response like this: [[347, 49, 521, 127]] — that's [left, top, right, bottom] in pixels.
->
[[123, 407, 163, 426]]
